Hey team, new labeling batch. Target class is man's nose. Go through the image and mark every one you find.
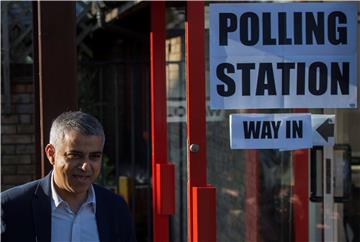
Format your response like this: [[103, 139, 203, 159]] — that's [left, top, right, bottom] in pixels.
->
[[81, 160, 89, 171]]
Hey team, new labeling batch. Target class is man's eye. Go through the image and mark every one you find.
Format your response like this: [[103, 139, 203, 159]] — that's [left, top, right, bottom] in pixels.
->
[[90, 154, 102, 159], [66, 153, 81, 159]]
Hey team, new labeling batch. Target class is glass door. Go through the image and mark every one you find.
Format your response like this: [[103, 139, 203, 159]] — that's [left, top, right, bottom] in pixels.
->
[[164, 2, 359, 241], [309, 110, 360, 242]]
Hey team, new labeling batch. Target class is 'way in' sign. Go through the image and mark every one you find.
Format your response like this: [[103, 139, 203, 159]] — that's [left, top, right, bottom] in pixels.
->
[[243, 120, 303, 139], [230, 113, 312, 150]]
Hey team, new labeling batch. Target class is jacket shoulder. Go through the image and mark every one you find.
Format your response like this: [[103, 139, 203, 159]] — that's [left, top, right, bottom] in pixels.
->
[[1, 179, 40, 203]]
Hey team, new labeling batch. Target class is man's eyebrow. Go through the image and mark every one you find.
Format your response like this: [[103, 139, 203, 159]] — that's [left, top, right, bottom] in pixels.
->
[[64, 150, 82, 154], [67, 150, 82, 153]]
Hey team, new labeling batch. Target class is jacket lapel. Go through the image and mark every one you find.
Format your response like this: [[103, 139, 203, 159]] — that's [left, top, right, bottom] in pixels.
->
[[95, 186, 111, 242], [32, 173, 52, 242]]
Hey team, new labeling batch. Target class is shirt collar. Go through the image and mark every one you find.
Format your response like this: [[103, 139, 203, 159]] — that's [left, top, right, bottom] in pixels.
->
[[50, 171, 96, 212]]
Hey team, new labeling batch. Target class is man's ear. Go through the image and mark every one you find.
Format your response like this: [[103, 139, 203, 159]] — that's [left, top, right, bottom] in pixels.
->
[[45, 144, 56, 165]]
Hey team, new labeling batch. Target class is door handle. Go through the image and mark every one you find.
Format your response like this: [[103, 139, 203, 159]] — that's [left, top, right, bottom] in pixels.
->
[[310, 144, 352, 203]]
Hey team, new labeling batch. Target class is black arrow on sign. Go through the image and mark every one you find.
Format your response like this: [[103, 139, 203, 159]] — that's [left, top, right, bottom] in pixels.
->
[[316, 118, 334, 142]]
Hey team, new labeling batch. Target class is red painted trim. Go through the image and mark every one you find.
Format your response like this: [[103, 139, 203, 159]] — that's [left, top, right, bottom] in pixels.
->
[[150, 2, 170, 241], [192, 186, 216, 242], [186, 2, 216, 242], [293, 149, 309, 242], [245, 150, 260, 242], [156, 163, 176, 215], [185, 1, 206, 187], [293, 109, 309, 242], [150, 2, 167, 165]]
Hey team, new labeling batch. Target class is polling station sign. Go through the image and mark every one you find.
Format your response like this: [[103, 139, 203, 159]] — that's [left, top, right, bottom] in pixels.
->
[[230, 113, 312, 150], [209, 3, 358, 109]]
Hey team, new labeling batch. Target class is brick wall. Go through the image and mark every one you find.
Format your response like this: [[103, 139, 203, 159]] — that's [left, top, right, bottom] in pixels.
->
[[1, 71, 36, 191]]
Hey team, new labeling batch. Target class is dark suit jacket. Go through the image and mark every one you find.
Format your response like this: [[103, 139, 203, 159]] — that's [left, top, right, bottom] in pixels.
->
[[1, 173, 136, 242]]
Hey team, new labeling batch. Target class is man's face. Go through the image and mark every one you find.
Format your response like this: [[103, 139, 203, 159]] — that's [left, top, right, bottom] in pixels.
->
[[46, 130, 103, 197]]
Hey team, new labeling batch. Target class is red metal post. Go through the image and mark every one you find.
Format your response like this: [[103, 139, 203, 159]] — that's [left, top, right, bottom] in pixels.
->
[[186, 2, 216, 242], [150, 2, 175, 242], [293, 109, 309, 242]]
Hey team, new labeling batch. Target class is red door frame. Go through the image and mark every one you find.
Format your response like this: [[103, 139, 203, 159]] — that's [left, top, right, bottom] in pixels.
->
[[293, 109, 309, 242], [150, 1, 216, 242], [186, 2, 216, 242], [150, 2, 175, 242], [293, 149, 309, 242]]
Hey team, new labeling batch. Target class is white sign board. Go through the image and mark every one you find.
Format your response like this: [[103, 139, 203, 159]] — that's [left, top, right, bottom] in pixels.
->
[[210, 3, 358, 109], [230, 113, 312, 150], [230, 113, 336, 149]]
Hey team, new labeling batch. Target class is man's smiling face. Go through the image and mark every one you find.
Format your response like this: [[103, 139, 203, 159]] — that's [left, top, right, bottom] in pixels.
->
[[46, 130, 103, 198]]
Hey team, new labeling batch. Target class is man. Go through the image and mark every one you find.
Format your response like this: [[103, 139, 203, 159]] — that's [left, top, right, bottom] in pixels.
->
[[1, 111, 136, 242]]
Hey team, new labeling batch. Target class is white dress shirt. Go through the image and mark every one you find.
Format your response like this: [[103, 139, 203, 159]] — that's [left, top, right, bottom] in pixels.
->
[[50, 173, 100, 242]]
